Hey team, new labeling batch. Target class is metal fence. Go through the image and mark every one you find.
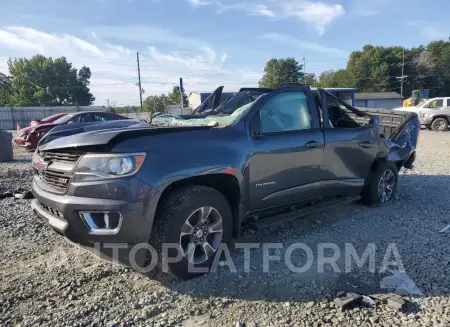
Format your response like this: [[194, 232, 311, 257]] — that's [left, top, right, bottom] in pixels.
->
[[0, 106, 105, 130]]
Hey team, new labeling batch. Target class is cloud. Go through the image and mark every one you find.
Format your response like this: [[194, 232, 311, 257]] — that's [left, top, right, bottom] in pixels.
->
[[258, 33, 349, 57], [3, 26, 104, 57], [214, 1, 344, 35], [252, 4, 276, 17], [92, 25, 206, 49], [220, 53, 228, 63], [407, 21, 449, 41], [186, 0, 212, 6], [420, 27, 448, 41], [0, 28, 44, 52], [348, 0, 391, 16], [0, 26, 260, 106], [278, 1, 345, 35]]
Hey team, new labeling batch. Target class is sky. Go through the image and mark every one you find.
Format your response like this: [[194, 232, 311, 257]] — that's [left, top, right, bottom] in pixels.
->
[[0, 0, 448, 106]]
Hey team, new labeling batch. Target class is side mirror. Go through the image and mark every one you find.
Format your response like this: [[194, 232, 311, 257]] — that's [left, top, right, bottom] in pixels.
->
[[251, 128, 261, 138], [250, 114, 261, 138]]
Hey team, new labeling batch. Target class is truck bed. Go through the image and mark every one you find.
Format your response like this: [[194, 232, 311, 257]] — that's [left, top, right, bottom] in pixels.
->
[[352, 107, 413, 138]]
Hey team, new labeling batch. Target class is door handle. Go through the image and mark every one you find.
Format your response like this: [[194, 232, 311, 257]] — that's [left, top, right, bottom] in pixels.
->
[[359, 142, 375, 148], [305, 141, 318, 148]]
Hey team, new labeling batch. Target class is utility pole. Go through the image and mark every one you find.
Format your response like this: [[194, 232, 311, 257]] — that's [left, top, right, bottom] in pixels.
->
[[396, 47, 407, 97], [179, 78, 184, 109], [136, 52, 143, 111], [303, 57, 307, 85]]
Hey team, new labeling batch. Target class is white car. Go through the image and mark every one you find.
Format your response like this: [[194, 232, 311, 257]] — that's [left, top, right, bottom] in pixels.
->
[[394, 97, 450, 131]]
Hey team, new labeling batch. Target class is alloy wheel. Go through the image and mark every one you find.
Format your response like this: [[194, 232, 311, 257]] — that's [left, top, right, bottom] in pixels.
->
[[179, 206, 224, 265], [434, 119, 447, 131], [378, 169, 395, 203]]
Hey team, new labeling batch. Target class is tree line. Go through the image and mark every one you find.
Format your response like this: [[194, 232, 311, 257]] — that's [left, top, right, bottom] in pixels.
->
[[110, 86, 189, 114], [260, 39, 450, 98]]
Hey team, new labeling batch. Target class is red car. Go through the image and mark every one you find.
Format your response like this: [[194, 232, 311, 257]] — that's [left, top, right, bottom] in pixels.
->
[[14, 111, 128, 150], [29, 113, 68, 127]]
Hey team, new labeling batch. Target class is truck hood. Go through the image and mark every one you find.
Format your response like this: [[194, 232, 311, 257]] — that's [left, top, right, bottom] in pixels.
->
[[393, 106, 420, 112], [38, 119, 147, 147], [38, 125, 213, 152]]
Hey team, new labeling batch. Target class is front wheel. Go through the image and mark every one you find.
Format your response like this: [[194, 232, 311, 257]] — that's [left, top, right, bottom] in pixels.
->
[[150, 186, 233, 279], [361, 162, 398, 206], [431, 118, 448, 131]]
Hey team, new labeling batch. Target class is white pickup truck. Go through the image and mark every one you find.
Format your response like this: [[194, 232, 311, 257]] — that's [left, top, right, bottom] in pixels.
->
[[394, 97, 450, 131]]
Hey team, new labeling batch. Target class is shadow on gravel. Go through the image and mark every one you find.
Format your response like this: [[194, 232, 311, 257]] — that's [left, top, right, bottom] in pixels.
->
[[150, 174, 450, 306], [9, 158, 32, 164]]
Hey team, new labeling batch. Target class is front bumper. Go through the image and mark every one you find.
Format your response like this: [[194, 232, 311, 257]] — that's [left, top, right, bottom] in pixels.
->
[[419, 116, 433, 125], [31, 176, 161, 266]]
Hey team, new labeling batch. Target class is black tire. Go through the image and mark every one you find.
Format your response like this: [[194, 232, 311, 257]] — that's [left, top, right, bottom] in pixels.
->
[[361, 161, 398, 206], [150, 186, 233, 279], [431, 118, 448, 131]]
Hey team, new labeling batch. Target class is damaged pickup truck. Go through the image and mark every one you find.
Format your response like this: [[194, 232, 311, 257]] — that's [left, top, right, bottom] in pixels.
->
[[31, 85, 419, 279]]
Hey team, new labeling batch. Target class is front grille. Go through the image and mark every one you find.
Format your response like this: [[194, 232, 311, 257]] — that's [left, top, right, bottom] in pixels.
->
[[41, 151, 83, 163], [39, 170, 70, 190], [39, 202, 64, 219]]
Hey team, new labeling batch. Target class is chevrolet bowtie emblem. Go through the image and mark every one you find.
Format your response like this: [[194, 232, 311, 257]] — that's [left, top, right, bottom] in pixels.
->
[[33, 159, 48, 171]]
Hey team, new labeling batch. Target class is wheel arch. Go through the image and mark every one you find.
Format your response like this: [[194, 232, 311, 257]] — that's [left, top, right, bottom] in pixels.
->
[[155, 174, 241, 238], [370, 156, 402, 174], [432, 115, 450, 123]]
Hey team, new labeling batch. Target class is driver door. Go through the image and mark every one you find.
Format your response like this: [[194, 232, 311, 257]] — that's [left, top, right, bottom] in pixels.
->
[[247, 88, 325, 210]]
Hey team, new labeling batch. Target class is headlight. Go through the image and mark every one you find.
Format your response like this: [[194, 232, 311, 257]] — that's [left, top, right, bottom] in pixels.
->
[[73, 153, 146, 182]]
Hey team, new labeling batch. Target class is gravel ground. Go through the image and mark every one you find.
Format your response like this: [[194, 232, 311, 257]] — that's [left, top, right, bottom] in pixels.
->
[[0, 131, 449, 327]]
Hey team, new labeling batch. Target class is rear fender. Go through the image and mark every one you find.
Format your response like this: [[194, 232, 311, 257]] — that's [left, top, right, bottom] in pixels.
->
[[385, 113, 420, 167]]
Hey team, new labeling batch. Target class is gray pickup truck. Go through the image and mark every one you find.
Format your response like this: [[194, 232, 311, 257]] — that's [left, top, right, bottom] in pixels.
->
[[31, 85, 419, 279]]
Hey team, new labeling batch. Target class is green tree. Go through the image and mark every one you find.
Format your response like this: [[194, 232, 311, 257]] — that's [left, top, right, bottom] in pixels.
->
[[0, 73, 12, 106], [167, 86, 189, 107], [143, 94, 170, 114], [300, 73, 318, 86], [259, 58, 304, 88], [316, 70, 350, 88], [7, 55, 95, 106]]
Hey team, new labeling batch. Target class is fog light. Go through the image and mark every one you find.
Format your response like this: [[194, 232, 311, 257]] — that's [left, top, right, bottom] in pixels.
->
[[79, 211, 122, 235]]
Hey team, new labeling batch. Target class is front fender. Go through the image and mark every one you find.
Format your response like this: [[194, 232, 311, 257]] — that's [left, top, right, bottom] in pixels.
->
[[142, 144, 246, 192]]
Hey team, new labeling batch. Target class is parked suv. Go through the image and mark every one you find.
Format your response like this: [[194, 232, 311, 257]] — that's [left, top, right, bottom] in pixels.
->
[[31, 86, 419, 279], [395, 97, 450, 131]]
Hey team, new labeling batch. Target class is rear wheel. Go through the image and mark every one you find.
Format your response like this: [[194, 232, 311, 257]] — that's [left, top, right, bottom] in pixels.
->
[[361, 162, 398, 206], [150, 186, 233, 279], [431, 118, 448, 131]]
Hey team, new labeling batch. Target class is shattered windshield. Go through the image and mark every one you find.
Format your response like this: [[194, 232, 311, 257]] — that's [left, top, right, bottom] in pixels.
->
[[214, 91, 261, 115], [152, 99, 257, 127]]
